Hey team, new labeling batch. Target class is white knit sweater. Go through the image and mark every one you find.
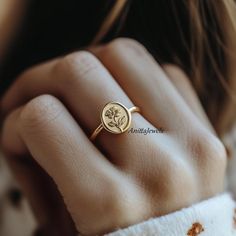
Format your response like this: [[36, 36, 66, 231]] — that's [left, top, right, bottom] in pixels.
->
[[107, 193, 236, 236]]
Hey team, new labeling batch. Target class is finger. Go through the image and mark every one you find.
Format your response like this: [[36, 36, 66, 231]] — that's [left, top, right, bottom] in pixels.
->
[[0, 51, 165, 169], [162, 64, 214, 132], [91, 38, 212, 134], [0, 52, 145, 134], [1, 95, 132, 234], [1, 107, 77, 236]]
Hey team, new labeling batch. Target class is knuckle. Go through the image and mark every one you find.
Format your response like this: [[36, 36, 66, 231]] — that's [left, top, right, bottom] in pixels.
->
[[19, 94, 63, 130], [72, 178, 124, 235], [196, 131, 227, 165], [162, 64, 183, 73], [17, 65, 38, 82], [54, 51, 101, 86], [101, 177, 148, 231], [193, 131, 227, 195], [163, 64, 190, 84], [208, 135, 227, 163], [111, 38, 145, 50], [189, 130, 227, 190], [100, 177, 127, 213], [101, 38, 147, 58], [134, 147, 197, 206], [160, 159, 197, 201]]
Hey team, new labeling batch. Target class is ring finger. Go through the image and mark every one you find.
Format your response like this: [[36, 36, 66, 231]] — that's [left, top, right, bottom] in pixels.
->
[[1, 51, 168, 168]]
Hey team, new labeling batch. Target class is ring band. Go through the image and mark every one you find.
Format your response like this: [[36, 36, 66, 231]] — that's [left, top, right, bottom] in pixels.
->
[[90, 101, 140, 141]]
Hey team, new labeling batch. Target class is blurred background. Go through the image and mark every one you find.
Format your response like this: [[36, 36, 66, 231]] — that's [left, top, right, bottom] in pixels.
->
[[0, 0, 113, 94]]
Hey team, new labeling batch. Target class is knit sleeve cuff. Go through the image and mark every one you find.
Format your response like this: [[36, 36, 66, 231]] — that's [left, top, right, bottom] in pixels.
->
[[106, 193, 236, 236]]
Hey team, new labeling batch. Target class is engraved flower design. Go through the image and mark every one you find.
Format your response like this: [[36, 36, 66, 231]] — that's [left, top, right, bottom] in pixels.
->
[[105, 106, 120, 119], [105, 106, 126, 132]]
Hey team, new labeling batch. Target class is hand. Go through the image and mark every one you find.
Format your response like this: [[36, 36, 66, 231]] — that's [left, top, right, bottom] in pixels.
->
[[0, 38, 226, 235]]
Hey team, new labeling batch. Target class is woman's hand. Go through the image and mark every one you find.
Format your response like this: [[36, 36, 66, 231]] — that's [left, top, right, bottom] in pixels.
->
[[0, 38, 226, 235]]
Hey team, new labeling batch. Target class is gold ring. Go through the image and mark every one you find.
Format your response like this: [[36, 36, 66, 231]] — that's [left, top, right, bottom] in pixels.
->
[[90, 101, 140, 141]]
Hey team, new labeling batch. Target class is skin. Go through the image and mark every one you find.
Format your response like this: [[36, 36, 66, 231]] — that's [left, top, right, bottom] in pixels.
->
[[0, 38, 227, 235], [0, 0, 26, 59]]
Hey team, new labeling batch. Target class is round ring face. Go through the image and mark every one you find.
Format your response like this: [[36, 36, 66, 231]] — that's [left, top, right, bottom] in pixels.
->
[[101, 102, 131, 134]]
